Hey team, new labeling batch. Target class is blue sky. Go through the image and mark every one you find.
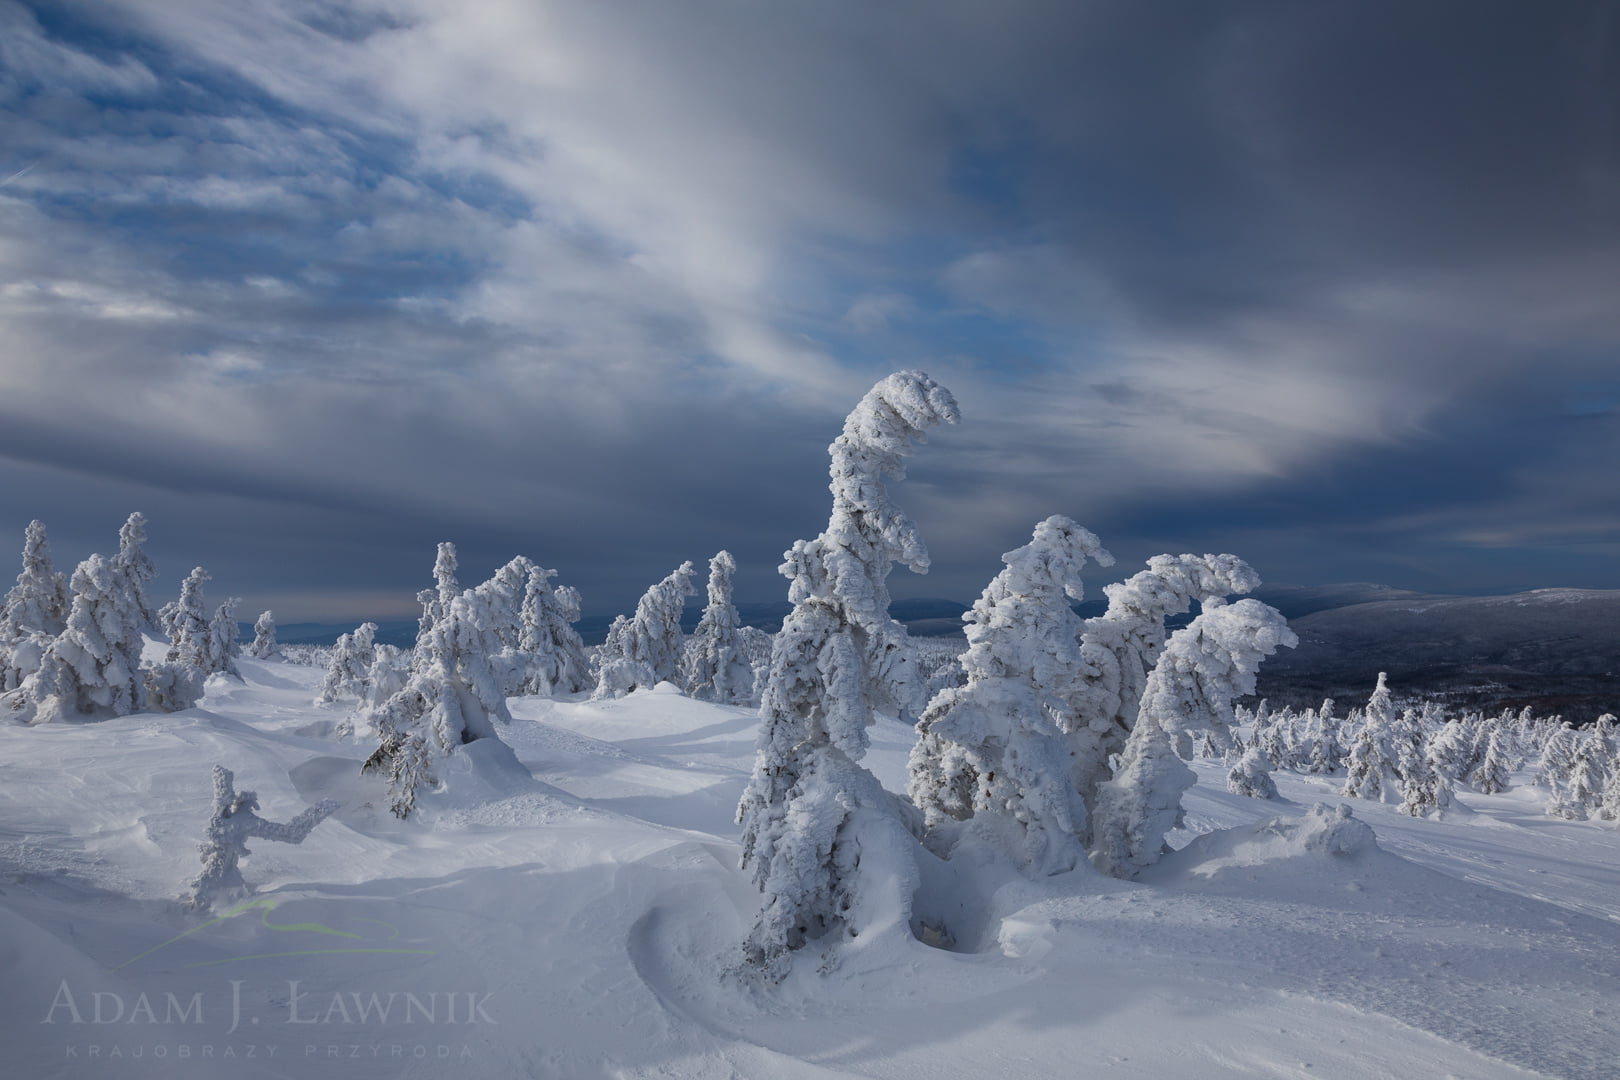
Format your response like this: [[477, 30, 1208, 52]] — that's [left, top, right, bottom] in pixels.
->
[[1, 0, 1616, 622]]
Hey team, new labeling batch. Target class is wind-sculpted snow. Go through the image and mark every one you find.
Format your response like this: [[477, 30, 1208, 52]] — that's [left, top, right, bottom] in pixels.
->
[[1, 657, 1618, 1078]]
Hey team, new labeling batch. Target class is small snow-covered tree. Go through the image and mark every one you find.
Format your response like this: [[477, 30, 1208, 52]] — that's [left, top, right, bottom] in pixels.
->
[[589, 615, 659, 700], [1426, 720, 1474, 782], [907, 515, 1112, 876], [205, 598, 242, 677], [249, 611, 280, 660], [362, 591, 511, 818], [1536, 724, 1576, 791], [736, 370, 959, 979], [1342, 675, 1402, 803], [14, 554, 148, 723], [1092, 597, 1296, 877], [1469, 728, 1512, 794], [185, 765, 335, 911], [318, 623, 377, 704], [112, 511, 157, 629], [1227, 745, 1278, 799], [681, 551, 756, 704]]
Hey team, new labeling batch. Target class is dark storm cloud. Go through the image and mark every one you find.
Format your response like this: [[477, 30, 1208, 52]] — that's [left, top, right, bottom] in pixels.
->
[[0, 0, 1615, 621]]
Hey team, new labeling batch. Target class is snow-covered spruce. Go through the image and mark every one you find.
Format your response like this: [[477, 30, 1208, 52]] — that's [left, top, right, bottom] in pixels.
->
[[165, 568, 213, 667], [249, 610, 280, 660], [1, 520, 70, 690], [1227, 746, 1279, 799], [1092, 597, 1296, 878], [1069, 554, 1260, 836], [362, 591, 512, 818], [206, 597, 242, 677], [414, 541, 460, 648], [9, 554, 149, 724], [1342, 673, 1404, 804], [907, 515, 1112, 875], [112, 511, 157, 629], [318, 622, 378, 704], [681, 551, 757, 705], [736, 370, 959, 980], [185, 765, 336, 911], [515, 565, 591, 695]]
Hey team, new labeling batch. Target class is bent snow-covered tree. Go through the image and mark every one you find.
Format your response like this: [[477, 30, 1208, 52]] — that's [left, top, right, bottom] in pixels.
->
[[681, 551, 756, 705], [908, 516, 1113, 876], [112, 511, 157, 629], [592, 560, 696, 699], [12, 554, 148, 724], [1070, 554, 1260, 835], [1093, 597, 1296, 878], [186, 765, 335, 911], [736, 370, 959, 980]]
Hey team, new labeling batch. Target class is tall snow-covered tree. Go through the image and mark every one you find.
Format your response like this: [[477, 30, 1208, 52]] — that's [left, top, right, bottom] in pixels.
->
[[13, 555, 147, 723], [681, 551, 756, 705], [736, 370, 959, 979], [591, 560, 696, 699], [907, 515, 1112, 876], [186, 765, 335, 911], [363, 590, 512, 818], [414, 542, 460, 647], [112, 511, 157, 628], [249, 611, 280, 660], [1, 520, 71, 691], [1092, 597, 1296, 878]]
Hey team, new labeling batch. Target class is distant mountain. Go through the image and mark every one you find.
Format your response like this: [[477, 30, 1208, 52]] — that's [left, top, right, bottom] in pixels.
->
[[1248, 582, 1432, 620], [1255, 588, 1620, 722]]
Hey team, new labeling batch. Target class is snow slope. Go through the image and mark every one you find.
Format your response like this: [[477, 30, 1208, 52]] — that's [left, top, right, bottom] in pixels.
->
[[2, 656, 1617, 1079]]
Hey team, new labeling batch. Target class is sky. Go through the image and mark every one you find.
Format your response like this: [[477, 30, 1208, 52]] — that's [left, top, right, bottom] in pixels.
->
[[1, 0, 1617, 623]]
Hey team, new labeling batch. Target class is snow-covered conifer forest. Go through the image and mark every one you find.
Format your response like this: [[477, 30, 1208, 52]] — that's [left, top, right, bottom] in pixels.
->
[[2, 377, 1618, 1079]]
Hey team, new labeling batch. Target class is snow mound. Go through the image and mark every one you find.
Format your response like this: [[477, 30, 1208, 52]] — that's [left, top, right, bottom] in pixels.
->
[[1153, 802, 1376, 887]]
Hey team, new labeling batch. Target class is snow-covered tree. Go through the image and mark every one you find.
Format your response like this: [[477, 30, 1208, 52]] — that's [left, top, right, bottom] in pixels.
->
[[363, 591, 512, 818], [414, 542, 460, 647], [1227, 745, 1278, 799], [1069, 553, 1261, 832], [165, 568, 213, 668], [1536, 724, 1576, 791], [1092, 597, 1296, 877], [13, 555, 148, 723], [589, 615, 659, 700], [318, 623, 378, 704], [1343, 675, 1402, 803], [681, 551, 756, 705], [185, 765, 335, 911], [112, 511, 157, 629], [736, 370, 959, 979], [249, 611, 280, 660], [516, 566, 591, 695], [907, 516, 1112, 876], [1, 520, 70, 690], [1469, 728, 1512, 795], [1426, 720, 1475, 782], [206, 598, 242, 677], [592, 560, 697, 699]]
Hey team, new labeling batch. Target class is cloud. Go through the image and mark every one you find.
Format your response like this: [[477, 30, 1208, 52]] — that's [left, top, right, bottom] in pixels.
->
[[0, 0, 1615, 616]]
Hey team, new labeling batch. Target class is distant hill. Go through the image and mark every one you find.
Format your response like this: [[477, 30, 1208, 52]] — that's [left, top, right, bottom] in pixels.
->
[[1255, 588, 1620, 722]]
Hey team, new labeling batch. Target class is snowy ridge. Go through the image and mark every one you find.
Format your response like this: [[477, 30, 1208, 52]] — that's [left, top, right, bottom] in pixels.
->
[[2, 654, 1617, 1078]]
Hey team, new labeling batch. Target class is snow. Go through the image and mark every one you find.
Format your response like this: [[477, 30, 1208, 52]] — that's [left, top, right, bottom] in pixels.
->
[[2, 656, 1618, 1078]]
